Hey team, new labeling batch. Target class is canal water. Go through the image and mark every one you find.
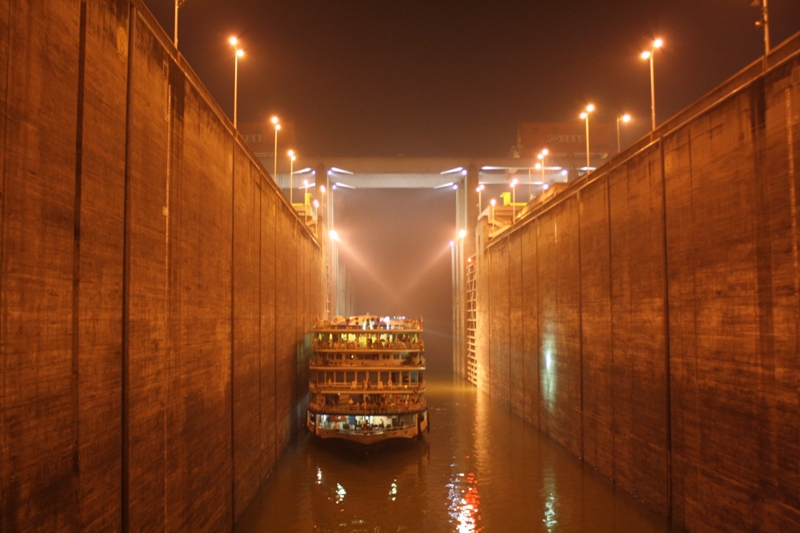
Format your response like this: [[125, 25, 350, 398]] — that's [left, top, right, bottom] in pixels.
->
[[236, 378, 672, 532]]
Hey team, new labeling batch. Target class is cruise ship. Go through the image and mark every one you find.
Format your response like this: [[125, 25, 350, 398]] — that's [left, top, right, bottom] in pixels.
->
[[306, 314, 429, 445]]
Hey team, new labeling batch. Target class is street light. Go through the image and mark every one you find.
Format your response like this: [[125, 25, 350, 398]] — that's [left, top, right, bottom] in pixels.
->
[[538, 148, 548, 191], [580, 104, 594, 173], [271, 116, 280, 179], [229, 37, 244, 129], [476, 184, 484, 214], [490, 198, 496, 226], [641, 38, 663, 131], [174, 0, 187, 49], [616, 114, 631, 153], [288, 149, 296, 205]]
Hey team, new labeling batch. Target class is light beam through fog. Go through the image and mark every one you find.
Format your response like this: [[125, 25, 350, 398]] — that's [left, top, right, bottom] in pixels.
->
[[395, 241, 453, 301], [332, 231, 399, 309]]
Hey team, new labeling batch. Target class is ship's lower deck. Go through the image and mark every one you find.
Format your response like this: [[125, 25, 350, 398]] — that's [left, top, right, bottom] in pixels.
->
[[306, 410, 429, 444]]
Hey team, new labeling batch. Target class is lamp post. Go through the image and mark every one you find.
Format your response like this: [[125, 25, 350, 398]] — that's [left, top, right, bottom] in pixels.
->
[[303, 180, 309, 225], [476, 184, 484, 214], [616, 114, 631, 153], [174, 0, 186, 48], [229, 37, 244, 129], [580, 104, 594, 173], [538, 148, 548, 190], [490, 198, 496, 226], [641, 39, 663, 131], [754, 0, 770, 57], [271, 116, 280, 179], [288, 150, 296, 205]]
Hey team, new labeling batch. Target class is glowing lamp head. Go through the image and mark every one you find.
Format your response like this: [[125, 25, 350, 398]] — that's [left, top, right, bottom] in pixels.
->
[[271, 116, 279, 125], [303, 179, 308, 187], [329, 230, 339, 241], [288, 149, 294, 157], [490, 199, 496, 206], [580, 112, 588, 119], [449, 240, 454, 247], [641, 50, 651, 60], [229, 37, 238, 46], [313, 199, 319, 208], [654, 38, 663, 48], [275, 124, 281, 131], [622, 114, 631, 123], [236, 49, 244, 58], [458, 229, 467, 239], [320, 185, 326, 194], [542, 148, 549, 156], [586, 104, 595, 113], [452, 184, 458, 190], [535, 163, 541, 170], [510, 178, 518, 187], [290, 155, 296, 162]]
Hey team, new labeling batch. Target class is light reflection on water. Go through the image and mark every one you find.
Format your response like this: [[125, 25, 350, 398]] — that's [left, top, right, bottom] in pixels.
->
[[236, 378, 671, 533]]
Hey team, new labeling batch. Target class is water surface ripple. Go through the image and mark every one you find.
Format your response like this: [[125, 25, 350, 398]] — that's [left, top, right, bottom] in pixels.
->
[[236, 379, 672, 532]]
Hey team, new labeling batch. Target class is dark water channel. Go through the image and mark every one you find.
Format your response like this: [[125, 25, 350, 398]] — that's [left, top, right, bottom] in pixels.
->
[[236, 378, 672, 532]]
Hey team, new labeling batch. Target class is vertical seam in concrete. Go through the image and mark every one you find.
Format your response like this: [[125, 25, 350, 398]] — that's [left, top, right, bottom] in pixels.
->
[[273, 202, 278, 467], [657, 137, 672, 516], [0, 0, 9, 519], [535, 220, 540, 429], [606, 174, 615, 485], [577, 193, 584, 461], [520, 234, 525, 422], [535, 221, 540, 430], [507, 243, 511, 411], [688, 126, 699, 508], [121, 5, 136, 532], [258, 178, 262, 482], [72, 3, 87, 528], [230, 140, 236, 528], [784, 88, 799, 377], [163, 64, 172, 532]]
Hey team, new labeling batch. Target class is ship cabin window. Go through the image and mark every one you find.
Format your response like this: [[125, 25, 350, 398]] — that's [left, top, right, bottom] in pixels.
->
[[346, 371, 355, 383], [335, 371, 344, 383]]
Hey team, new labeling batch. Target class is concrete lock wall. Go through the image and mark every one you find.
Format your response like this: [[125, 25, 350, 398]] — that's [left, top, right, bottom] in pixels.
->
[[0, 0, 324, 531], [475, 38, 800, 531]]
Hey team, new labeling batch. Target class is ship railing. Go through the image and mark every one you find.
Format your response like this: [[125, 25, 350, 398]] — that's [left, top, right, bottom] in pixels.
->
[[308, 402, 426, 416], [310, 380, 426, 393], [310, 358, 426, 368], [316, 424, 415, 436], [312, 341, 425, 351]]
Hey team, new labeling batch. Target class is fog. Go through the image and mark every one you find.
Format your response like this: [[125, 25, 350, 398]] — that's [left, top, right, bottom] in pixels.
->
[[334, 188, 456, 377]]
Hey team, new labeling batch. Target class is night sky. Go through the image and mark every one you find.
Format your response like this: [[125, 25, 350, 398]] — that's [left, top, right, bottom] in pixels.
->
[[142, 1, 798, 373], [144, 0, 800, 157]]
